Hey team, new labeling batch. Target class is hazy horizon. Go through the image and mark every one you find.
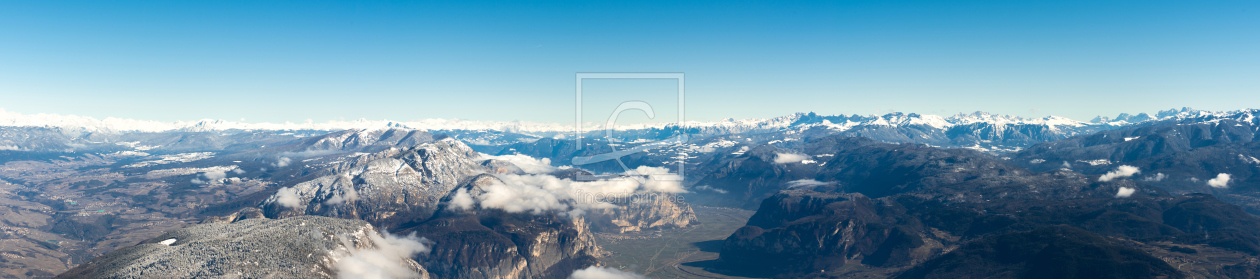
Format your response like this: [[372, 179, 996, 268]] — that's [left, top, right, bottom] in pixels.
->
[[0, 105, 1246, 130]]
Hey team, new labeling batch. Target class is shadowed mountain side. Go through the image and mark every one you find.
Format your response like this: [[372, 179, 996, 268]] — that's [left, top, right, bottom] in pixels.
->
[[894, 225, 1182, 279]]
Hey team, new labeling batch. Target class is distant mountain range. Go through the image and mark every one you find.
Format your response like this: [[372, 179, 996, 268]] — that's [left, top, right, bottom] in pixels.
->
[[4, 107, 1254, 135], [5, 107, 1256, 154]]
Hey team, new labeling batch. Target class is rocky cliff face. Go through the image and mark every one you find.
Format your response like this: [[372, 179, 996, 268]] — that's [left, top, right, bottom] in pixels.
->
[[396, 175, 603, 279], [403, 212, 601, 279], [57, 215, 430, 279], [261, 137, 483, 228], [586, 193, 699, 233]]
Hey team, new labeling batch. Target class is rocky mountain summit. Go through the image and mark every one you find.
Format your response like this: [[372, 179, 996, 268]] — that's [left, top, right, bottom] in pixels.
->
[[261, 137, 483, 228], [250, 137, 696, 278]]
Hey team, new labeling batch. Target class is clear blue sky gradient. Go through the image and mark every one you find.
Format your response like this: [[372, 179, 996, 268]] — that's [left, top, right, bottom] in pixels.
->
[[1, 1, 1257, 124]]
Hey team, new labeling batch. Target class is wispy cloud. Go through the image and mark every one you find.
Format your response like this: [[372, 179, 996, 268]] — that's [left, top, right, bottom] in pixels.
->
[[694, 185, 728, 194], [1142, 173, 1166, 182], [272, 157, 292, 167], [786, 179, 829, 188]]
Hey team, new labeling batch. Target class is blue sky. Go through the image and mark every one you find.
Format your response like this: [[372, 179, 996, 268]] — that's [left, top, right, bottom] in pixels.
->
[[1, 1, 1257, 124]]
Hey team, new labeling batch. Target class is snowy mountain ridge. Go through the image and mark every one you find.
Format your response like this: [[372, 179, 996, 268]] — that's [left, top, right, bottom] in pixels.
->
[[2, 107, 1254, 135]]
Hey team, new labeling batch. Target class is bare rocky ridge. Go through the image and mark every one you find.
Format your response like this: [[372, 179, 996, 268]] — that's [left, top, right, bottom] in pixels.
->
[[56, 215, 430, 279]]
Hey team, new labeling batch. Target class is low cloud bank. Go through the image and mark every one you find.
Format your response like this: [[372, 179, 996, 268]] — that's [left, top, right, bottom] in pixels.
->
[[568, 266, 648, 279], [480, 153, 557, 174], [773, 153, 810, 164], [335, 231, 432, 279], [472, 166, 684, 215]]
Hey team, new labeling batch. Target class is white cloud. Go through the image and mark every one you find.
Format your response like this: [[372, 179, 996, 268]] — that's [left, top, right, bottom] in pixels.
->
[[479, 180, 567, 214], [1208, 173, 1231, 188], [232, 169, 246, 175], [1061, 161, 1072, 169], [1142, 173, 1166, 182], [786, 179, 829, 188], [274, 187, 302, 209], [773, 153, 809, 164], [191, 178, 206, 184], [475, 167, 686, 215], [568, 266, 648, 279], [480, 153, 557, 174], [1115, 187, 1136, 198], [450, 188, 475, 210], [273, 157, 292, 167], [335, 231, 432, 279], [1099, 165, 1140, 182]]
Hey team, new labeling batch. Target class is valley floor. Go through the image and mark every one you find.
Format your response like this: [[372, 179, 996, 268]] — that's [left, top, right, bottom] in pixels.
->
[[594, 206, 761, 278]]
